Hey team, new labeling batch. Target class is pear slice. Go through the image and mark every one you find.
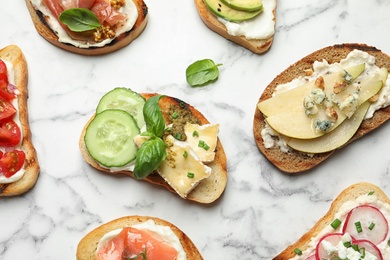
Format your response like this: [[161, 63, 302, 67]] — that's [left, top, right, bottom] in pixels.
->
[[258, 64, 366, 117], [285, 101, 370, 153], [265, 79, 383, 139]]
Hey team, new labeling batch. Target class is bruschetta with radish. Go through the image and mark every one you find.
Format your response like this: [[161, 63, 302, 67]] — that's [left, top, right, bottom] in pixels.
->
[[274, 182, 390, 260], [0, 45, 40, 196], [76, 215, 203, 259], [25, 0, 148, 55], [79, 88, 227, 204]]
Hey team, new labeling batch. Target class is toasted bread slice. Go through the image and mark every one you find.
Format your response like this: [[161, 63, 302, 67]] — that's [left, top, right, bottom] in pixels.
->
[[194, 0, 276, 54], [77, 215, 204, 259], [25, 0, 148, 55], [0, 45, 40, 196], [253, 43, 390, 173], [80, 93, 227, 204], [274, 182, 390, 259]]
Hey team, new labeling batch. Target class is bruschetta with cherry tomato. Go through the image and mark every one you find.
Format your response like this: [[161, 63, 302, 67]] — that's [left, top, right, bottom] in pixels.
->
[[25, 0, 148, 55], [0, 45, 39, 196]]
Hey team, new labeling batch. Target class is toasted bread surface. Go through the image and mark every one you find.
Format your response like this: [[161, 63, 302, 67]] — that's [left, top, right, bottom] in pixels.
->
[[194, 0, 276, 54], [76, 215, 204, 260], [25, 0, 148, 55], [0, 45, 40, 196], [79, 93, 228, 204], [273, 182, 390, 259], [253, 43, 390, 174]]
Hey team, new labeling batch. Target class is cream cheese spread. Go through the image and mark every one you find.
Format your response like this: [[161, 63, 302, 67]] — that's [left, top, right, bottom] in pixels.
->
[[217, 0, 276, 40], [261, 50, 390, 152], [96, 219, 187, 260], [30, 0, 138, 48], [290, 193, 390, 260], [0, 60, 25, 184]]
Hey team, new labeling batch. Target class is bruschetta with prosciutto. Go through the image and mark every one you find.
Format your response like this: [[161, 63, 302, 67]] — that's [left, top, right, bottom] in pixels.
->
[[25, 0, 148, 55]]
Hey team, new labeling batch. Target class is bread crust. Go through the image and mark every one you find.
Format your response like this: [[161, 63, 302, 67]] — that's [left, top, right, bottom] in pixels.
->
[[273, 182, 390, 259], [253, 43, 390, 174], [0, 45, 40, 196], [79, 93, 228, 204], [194, 0, 276, 54], [25, 0, 148, 56], [76, 215, 204, 259]]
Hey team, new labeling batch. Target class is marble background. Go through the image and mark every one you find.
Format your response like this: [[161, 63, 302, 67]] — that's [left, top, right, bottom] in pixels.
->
[[1, 0, 390, 259]]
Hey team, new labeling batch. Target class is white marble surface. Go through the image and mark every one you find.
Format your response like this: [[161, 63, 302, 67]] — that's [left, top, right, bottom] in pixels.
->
[[1, 1, 390, 259]]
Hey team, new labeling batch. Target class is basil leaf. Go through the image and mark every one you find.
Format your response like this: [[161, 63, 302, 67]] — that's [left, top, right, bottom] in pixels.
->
[[186, 59, 222, 87], [143, 95, 166, 137], [133, 138, 167, 179], [59, 8, 101, 32]]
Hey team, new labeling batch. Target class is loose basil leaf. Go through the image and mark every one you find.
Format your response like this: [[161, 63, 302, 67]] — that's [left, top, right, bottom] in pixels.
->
[[143, 95, 166, 137], [59, 8, 101, 32], [186, 59, 222, 87], [133, 138, 167, 179]]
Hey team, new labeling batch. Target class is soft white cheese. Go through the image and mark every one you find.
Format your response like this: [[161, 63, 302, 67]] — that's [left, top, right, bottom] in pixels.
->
[[217, 0, 276, 40], [0, 60, 25, 184], [261, 50, 390, 152], [30, 0, 138, 48], [96, 219, 187, 260], [290, 193, 390, 260]]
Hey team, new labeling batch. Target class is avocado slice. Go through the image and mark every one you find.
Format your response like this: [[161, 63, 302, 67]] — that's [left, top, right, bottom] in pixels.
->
[[220, 0, 263, 12], [203, 0, 263, 22]]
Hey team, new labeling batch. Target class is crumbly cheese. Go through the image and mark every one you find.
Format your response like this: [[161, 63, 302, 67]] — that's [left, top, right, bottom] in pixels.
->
[[96, 219, 187, 260], [261, 50, 390, 152], [157, 135, 211, 198], [217, 0, 276, 40], [290, 193, 390, 260], [183, 123, 219, 163], [0, 60, 25, 184], [30, 0, 138, 48]]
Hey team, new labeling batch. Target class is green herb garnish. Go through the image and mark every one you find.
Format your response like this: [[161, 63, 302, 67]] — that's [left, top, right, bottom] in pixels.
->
[[133, 95, 167, 179], [187, 172, 195, 178], [193, 130, 199, 137], [330, 218, 341, 229], [293, 248, 302, 255], [186, 59, 222, 87], [368, 222, 375, 230], [355, 221, 363, 233], [59, 8, 101, 32], [198, 140, 210, 151]]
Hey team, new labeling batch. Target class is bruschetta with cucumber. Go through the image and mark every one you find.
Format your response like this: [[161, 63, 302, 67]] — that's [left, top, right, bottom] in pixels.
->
[[79, 88, 227, 204]]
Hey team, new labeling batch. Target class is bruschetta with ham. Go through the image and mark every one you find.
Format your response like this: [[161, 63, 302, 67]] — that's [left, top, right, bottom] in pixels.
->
[[25, 0, 148, 55]]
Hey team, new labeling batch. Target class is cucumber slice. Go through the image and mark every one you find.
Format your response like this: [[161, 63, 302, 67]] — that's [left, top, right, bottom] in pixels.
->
[[96, 88, 146, 129], [85, 109, 140, 167]]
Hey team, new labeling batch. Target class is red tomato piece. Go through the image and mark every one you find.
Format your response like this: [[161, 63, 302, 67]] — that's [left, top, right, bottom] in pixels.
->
[[0, 98, 16, 122], [0, 150, 25, 178], [0, 120, 21, 147], [0, 60, 8, 84]]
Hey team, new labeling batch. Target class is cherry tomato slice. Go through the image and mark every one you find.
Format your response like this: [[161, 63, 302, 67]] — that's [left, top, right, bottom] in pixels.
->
[[0, 60, 8, 84], [0, 120, 21, 147], [0, 150, 25, 178], [0, 97, 16, 122]]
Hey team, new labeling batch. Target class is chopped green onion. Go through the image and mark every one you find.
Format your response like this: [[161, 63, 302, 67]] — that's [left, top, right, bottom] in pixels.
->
[[355, 221, 363, 233], [174, 133, 182, 140], [293, 248, 302, 255], [193, 130, 199, 137], [187, 172, 195, 178], [165, 126, 172, 132], [183, 150, 188, 158], [352, 244, 359, 251], [388, 239, 390, 246], [343, 241, 352, 248], [171, 111, 179, 119], [330, 218, 342, 229], [359, 247, 366, 258], [179, 102, 185, 108], [368, 191, 375, 195], [368, 222, 375, 230], [198, 140, 210, 151]]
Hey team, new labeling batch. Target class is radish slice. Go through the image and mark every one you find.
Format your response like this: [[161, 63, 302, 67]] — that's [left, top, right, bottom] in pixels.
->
[[306, 254, 315, 260], [315, 233, 343, 260], [352, 239, 383, 260], [343, 205, 388, 244]]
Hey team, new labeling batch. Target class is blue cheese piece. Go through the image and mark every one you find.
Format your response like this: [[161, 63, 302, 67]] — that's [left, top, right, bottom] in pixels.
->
[[157, 135, 211, 198], [184, 123, 219, 163]]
